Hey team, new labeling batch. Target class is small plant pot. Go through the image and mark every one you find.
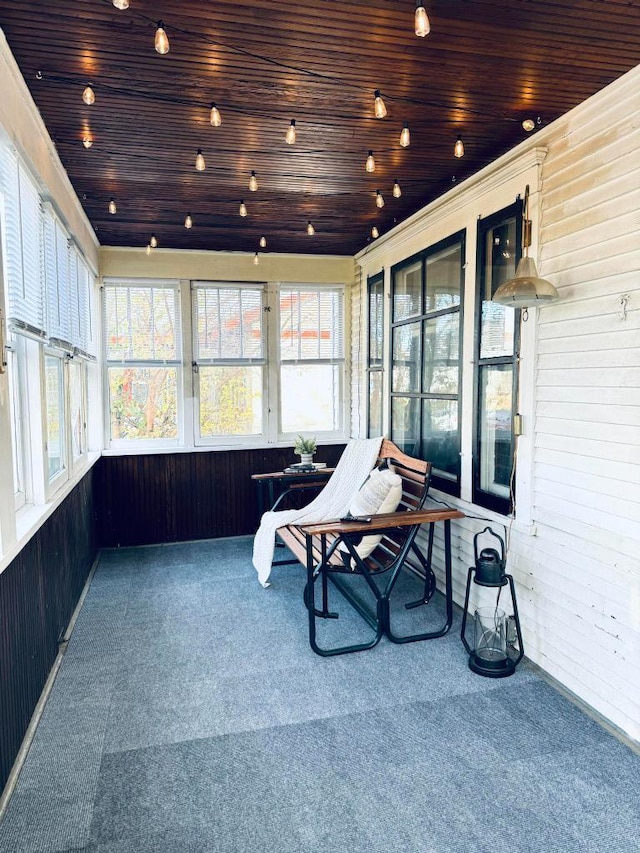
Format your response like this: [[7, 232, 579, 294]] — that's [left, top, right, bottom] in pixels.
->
[[299, 453, 314, 465]]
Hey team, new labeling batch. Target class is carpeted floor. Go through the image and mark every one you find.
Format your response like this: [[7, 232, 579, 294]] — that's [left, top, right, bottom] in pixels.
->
[[0, 536, 638, 852]]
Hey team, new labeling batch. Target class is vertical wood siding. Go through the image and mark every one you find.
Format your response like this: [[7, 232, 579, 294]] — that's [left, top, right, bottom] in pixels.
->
[[0, 471, 97, 792]]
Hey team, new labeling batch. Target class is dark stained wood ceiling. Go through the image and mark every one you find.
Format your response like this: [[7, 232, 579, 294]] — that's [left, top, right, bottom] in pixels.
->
[[0, 0, 638, 256]]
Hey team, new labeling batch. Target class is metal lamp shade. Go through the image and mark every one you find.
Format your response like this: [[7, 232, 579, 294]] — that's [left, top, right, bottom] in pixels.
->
[[493, 256, 559, 308]]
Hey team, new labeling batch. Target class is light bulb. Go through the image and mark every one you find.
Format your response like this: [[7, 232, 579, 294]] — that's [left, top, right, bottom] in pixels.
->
[[195, 149, 205, 171], [393, 179, 402, 198], [210, 102, 222, 127], [376, 190, 385, 209], [306, 221, 315, 235], [150, 234, 158, 248], [286, 119, 296, 144], [184, 213, 193, 229], [415, 3, 430, 37], [374, 90, 387, 119], [239, 201, 248, 217], [145, 244, 152, 255], [155, 21, 169, 55], [82, 85, 95, 105], [522, 118, 535, 132], [82, 136, 93, 149], [253, 252, 259, 265], [454, 136, 465, 158], [112, 0, 129, 9], [108, 198, 117, 214], [400, 123, 410, 147], [371, 226, 379, 239], [365, 150, 375, 172], [249, 170, 258, 192], [259, 236, 267, 248]]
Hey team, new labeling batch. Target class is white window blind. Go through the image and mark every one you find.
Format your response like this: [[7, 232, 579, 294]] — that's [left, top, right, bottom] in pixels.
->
[[279, 286, 344, 362], [193, 283, 264, 362], [75, 254, 94, 358], [103, 279, 182, 363]]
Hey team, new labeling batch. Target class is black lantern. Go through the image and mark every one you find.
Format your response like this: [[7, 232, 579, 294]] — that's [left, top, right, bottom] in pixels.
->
[[460, 527, 524, 678]]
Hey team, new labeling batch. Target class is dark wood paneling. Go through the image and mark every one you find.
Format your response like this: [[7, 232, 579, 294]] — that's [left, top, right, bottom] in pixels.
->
[[0, 471, 97, 793], [95, 445, 346, 547]]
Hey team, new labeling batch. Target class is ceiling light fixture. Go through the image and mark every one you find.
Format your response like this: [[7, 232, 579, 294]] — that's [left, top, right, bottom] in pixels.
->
[[415, 2, 431, 37], [393, 179, 402, 198], [374, 90, 387, 119], [259, 236, 267, 248], [195, 149, 205, 171], [82, 136, 93, 149], [249, 170, 258, 191], [365, 150, 375, 172], [184, 213, 193, 229], [82, 84, 95, 105], [400, 123, 410, 147], [371, 226, 379, 239], [150, 234, 158, 248], [108, 198, 117, 214], [239, 201, 248, 217], [493, 185, 559, 309], [112, 0, 129, 9], [155, 21, 170, 55], [522, 118, 535, 132], [210, 103, 222, 127], [454, 135, 465, 158], [306, 221, 315, 235], [254, 252, 259, 265], [376, 189, 385, 208], [286, 119, 296, 144]]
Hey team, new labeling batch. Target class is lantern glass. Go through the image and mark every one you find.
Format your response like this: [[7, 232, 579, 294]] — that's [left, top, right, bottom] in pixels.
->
[[474, 606, 507, 665]]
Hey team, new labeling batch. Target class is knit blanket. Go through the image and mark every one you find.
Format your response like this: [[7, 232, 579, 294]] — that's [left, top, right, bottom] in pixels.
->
[[252, 437, 383, 587]]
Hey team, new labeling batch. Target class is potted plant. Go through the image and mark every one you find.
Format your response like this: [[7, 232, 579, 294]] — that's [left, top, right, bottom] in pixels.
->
[[294, 434, 317, 465]]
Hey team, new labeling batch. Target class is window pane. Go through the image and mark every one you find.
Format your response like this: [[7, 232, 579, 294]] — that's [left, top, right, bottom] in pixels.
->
[[423, 313, 459, 394], [480, 219, 516, 359], [7, 347, 24, 498], [368, 371, 383, 438], [426, 243, 461, 312], [368, 278, 384, 363], [478, 364, 513, 499], [196, 287, 263, 360], [392, 259, 421, 321], [280, 288, 344, 361], [281, 364, 341, 433], [45, 355, 65, 479], [69, 360, 84, 461], [392, 322, 420, 392], [391, 396, 419, 456], [422, 398, 458, 481], [104, 286, 179, 361], [108, 366, 178, 440], [199, 366, 262, 436]]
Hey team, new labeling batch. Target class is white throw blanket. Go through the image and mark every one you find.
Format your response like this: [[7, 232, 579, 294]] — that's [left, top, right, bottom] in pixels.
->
[[252, 437, 383, 587]]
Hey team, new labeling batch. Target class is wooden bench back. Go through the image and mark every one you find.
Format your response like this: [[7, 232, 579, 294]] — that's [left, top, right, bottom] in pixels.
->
[[378, 439, 432, 513]]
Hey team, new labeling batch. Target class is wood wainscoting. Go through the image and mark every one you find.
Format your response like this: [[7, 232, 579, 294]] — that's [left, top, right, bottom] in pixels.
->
[[95, 445, 347, 548]]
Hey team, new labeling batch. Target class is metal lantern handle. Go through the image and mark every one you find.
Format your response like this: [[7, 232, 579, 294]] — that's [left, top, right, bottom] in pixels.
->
[[473, 526, 505, 567]]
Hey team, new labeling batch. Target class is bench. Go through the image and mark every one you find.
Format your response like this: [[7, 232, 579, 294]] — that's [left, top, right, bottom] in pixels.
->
[[275, 439, 465, 656]]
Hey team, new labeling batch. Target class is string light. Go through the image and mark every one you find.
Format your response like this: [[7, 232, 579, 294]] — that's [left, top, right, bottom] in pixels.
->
[[195, 149, 205, 171], [376, 190, 385, 209], [259, 236, 267, 248], [522, 118, 535, 132], [112, 0, 129, 9], [253, 252, 259, 265], [306, 221, 315, 235], [374, 90, 387, 119], [108, 198, 117, 214], [145, 244, 152, 255], [184, 213, 193, 228], [400, 123, 411, 147], [82, 136, 93, 149], [393, 179, 402, 198], [150, 234, 158, 248], [249, 170, 258, 191], [365, 150, 375, 172], [210, 103, 222, 127], [286, 119, 296, 144], [371, 226, 379, 239], [155, 21, 170, 55], [454, 135, 465, 158], [415, 3, 430, 37], [82, 85, 95, 105], [239, 200, 248, 217]]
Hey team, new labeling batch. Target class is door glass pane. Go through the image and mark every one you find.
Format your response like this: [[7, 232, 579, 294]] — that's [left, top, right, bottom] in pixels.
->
[[423, 313, 459, 394], [393, 259, 422, 321], [281, 364, 341, 433], [199, 365, 262, 437], [108, 366, 178, 440], [392, 322, 420, 392], [478, 364, 513, 498], [480, 219, 516, 358], [368, 371, 383, 438], [422, 398, 458, 481], [45, 355, 65, 479], [426, 243, 461, 312], [391, 396, 419, 456]]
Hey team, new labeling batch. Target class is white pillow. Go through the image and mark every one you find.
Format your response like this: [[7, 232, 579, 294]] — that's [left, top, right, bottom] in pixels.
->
[[339, 467, 403, 563]]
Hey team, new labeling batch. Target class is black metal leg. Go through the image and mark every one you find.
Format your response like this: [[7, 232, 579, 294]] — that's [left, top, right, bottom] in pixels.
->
[[404, 524, 436, 609]]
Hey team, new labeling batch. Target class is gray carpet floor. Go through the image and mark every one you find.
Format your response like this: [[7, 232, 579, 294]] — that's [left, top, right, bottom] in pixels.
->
[[0, 536, 638, 852]]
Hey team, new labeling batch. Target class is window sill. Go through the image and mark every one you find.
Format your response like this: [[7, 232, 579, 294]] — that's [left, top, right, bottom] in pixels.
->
[[101, 437, 350, 457], [429, 488, 536, 537]]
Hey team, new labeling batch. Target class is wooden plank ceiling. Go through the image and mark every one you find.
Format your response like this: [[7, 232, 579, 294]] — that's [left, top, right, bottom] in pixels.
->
[[0, 0, 638, 256]]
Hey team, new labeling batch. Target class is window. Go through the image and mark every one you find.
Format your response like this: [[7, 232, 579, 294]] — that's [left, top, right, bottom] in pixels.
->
[[6, 336, 27, 508], [44, 352, 65, 481], [390, 232, 464, 494], [68, 357, 86, 464], [473, 201, 522, 514], [366, 272, 384, 438]]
